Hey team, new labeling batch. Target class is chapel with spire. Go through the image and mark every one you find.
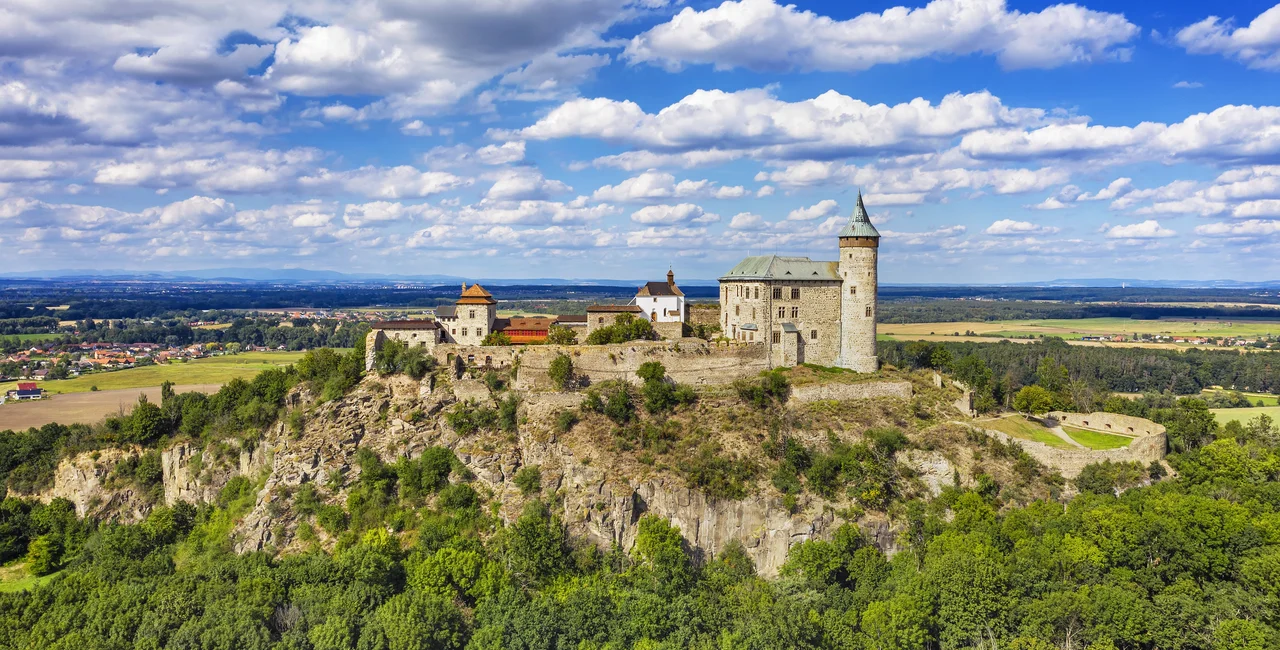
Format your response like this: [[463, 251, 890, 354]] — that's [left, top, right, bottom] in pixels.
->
[[718, 192, 879, 371]]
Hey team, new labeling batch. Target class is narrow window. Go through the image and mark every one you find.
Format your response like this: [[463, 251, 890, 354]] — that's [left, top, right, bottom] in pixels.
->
[[791, 306, 798, 318], [790, 288, 800, 299], [771, 332, 781, 344], [452, 329, 457, 335], [598, 317, 604, 324], [752, 308, 756, 319], [865, 305, 872, 317], [477, 328, 483, 337], [749, 332, 754, 341], [810, 329, 817, 340], [850, 286, 856, 296], [735, 305, 740, 316], [462, 328, 468, 337], [772, 287, 782, 299], [469, 310, 476, 319], [754, 287, 759, 299], [777, 307, 785, 318]]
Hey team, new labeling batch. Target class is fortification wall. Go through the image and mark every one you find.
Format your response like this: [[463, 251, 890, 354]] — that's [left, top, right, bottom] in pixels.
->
[[687, 303, 721, 327], [790, 380, 912, 404], [652, 321, 687, 341], [1047, 411, 1166, 437], [509, 339, 769, 389], [981, 428, 1166, 479]]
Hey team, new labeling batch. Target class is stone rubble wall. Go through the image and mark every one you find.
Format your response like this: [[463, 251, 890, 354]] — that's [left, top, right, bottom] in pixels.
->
[[1047, 411, 1167, 437], [789, 380, 912, 404], [977, 419, 1166, 479]]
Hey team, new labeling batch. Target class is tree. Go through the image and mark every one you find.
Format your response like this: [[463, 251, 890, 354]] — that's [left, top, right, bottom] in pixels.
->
[[546, 325, 577, 345], [513, 466, 541, 496], [633, 516, 692, 594], [548, 354, 574, 390], [367, 592, 466, 650], [26, 534, 62, 576], [505, 501, 569, 584], [1013, 385, 1056, 416], [482, 332, 512, 346]]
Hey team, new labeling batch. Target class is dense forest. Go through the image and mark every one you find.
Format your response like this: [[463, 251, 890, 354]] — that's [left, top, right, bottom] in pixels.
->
[[880, 338, 1280, 398]]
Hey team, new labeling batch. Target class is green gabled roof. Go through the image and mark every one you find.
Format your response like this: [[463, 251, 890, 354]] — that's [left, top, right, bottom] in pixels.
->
[[719, 255, 839, 281], [837, 192, 880, 238]]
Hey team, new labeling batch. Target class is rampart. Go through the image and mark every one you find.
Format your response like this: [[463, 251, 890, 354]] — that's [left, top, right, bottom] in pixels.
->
[[507, 339, 769, 389], [790, 380, 912, 404], [1047, 411, 1166, 437], [978, 411, 1167, 479]]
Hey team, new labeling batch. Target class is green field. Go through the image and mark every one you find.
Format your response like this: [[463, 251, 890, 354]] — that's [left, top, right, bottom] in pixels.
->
[[0, 351, 307, 396], [881, 316, 1280, 342], [979, 415, 1073, 449], [1210, 406, 1280, 426], [1061, 425, 1133, 450], [3, 333, 66, 343]]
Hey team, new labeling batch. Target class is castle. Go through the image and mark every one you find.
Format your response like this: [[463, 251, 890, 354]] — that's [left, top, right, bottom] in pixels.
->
[[719, 193, 879, 371], [368, 195, 879, 373]]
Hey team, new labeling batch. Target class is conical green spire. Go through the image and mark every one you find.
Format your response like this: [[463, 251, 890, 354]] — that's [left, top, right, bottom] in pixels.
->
[[838, 191, 880, 238]]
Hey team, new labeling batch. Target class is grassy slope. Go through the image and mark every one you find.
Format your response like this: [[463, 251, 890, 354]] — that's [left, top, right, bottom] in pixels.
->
[[0, 565, 61, 593], [1061, 425, 1133, 450], [1202, 389, 1280, 406], [979, 415, 1073, 449], [1211, 406, 1280, 426], [0, 351, 306, 395]]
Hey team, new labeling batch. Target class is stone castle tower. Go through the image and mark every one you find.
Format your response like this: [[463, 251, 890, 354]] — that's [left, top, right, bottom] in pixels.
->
[[837, 192, 880, 372]]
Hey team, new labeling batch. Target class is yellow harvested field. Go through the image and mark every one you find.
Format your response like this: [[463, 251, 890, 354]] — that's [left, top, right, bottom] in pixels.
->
[[0, 351, 304, 396], [880, 316, 1280, 348], [0, 384, 221, 431]]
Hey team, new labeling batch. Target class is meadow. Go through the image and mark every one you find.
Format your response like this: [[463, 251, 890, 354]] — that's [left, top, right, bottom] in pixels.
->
[[1060, 425, 1135, 450], [978, 415, 1073, 449], [1210, 405, 1280, 426], [0, 351, 307, 396]]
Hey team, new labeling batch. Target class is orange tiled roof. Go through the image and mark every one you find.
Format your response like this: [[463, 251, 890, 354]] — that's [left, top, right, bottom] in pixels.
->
[[458, 283, 497, 305]]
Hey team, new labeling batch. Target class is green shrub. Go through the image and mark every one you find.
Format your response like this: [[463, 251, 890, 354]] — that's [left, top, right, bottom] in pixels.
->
[[555, 410, 579, 434], [678, 442, 757, 500], [446, 402, 499, 435], [603, 387, 635, 425], [439, 484, 479, 512], [482, 332, 512, 346], [585, 314, 655, 345], [497, 394, 519, 433], [548, 354, 574, 390], [547, 325, 577, 345], [317, 505, 349, 535], [735, 369, 790, 409], [513, 466, 542, 496]]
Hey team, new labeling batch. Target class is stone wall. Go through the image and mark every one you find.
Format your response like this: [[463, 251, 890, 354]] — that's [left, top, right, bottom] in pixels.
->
[[687, 303, 720, 327], [1048, 411, 1166, 437], [790, 380, 912, 404], [509, 339, 770, 389], [652, 320, 687, 341]]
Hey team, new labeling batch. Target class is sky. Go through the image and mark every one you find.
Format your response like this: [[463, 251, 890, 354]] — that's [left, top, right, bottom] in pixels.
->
[[4, 0, 1280, 283]]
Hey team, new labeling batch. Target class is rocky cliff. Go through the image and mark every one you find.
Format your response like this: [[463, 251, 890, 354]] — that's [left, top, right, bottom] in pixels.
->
[[33, 368, 1006, 577]]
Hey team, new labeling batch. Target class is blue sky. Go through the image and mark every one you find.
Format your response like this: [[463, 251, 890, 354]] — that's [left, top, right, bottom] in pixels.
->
[[4, 0, 1280, 283]]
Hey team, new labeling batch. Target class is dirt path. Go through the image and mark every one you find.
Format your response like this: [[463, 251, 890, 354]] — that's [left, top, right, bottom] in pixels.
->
[[1046, 424, 1085, 448], [0, 384, 222, 431]]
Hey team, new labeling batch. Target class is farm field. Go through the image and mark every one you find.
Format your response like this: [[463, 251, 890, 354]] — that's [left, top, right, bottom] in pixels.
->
[[977, 415, 1073, 449], [1202, 389, 1280, 406], [0, 351, 306, 396], [1211, 406, 1280, 426], [3, 333, 67, 343], [0, 384, 222, 431], [1061, 425, 1133, 450], [880, 316, 1280, 342]]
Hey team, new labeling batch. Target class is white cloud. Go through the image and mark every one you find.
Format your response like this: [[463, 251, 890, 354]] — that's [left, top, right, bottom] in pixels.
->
[[1076, 177, 1133, 201], [343, 201, 437, 227], [1105, 220, 1176, 239], [631, 203, 719, 225], [1196, 219, 1280, 237], [300, 166, 470, 199], [476, 141, 527, 165], [1233, 199, 1280, 218], [1177, 5, 1280, 71], [1028, 197, 1070, 210], [985, 219, 1060, 235], [592, 170, 742, 202], [401, 120, 433, 136], [510, 88, 1043, 160], [1173, 81, 1204, 89], [756, 185, 775, 197], [626, 0, 1137, 73], [728, 212, 768, 230], [785, 199, 840, 221], [485, 168, 571, 201]]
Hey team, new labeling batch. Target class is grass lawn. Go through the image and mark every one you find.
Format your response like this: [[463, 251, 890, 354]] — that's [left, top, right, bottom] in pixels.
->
[[979, 415, 1073, 449], [1061, 425, 1133, 450], [4, 333, 67, 343], [0, 565, 60, 593], [1211, 406, 1280, 426], [0, 351, 307, 396]]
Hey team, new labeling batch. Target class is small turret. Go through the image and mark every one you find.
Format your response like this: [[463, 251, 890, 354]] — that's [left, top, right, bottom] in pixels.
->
[[837, 192, 879, 372]]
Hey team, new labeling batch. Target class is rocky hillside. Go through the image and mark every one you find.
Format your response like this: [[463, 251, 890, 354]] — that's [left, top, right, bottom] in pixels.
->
[[31, 364, 1063, 576]]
